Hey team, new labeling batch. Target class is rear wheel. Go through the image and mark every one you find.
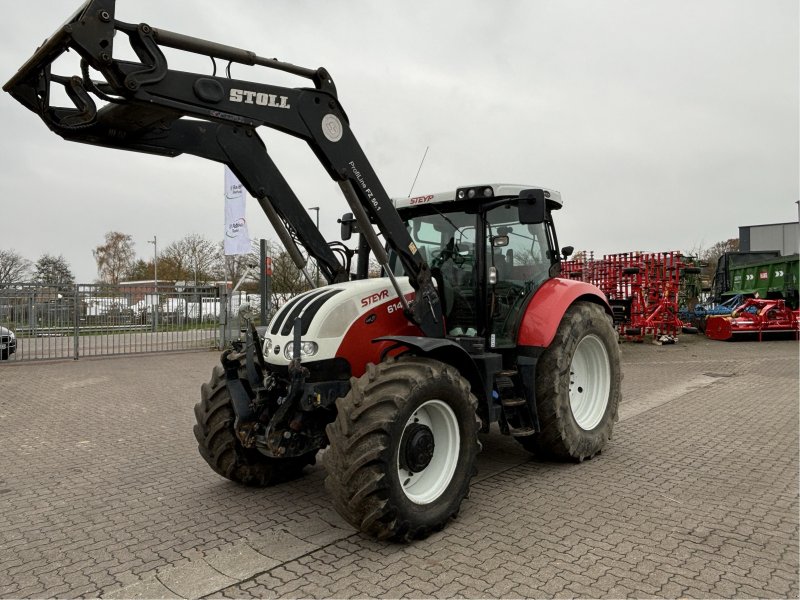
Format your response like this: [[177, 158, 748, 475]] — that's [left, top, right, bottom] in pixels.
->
[[518, 301, 621, 461], [193, 362, 315, 486], [324, 357, 480, 541]]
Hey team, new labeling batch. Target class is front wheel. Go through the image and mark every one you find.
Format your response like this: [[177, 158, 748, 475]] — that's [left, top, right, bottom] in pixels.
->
[[193, 362, 315, 486], [324, 357, 480, 541], [519, 301, 621, 461]]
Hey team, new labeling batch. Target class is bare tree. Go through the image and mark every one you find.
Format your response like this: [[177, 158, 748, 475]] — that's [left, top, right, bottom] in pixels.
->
[[270, 248, 311, 294], [227, 239, 310, 294], [214, 238, 312, 294], [0, 249, 32, 283], [182, 234, 219, 283], [218, 239, 268, 290], [156, 234, 219, 284], [692, 238, 740, 281], [159, 243, 189, 282], [93, 231, 135, 284], [368, 257, 382, 278]]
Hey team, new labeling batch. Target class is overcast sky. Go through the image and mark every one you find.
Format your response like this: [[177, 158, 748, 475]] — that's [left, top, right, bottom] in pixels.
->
[[1, 0, 797, 282]]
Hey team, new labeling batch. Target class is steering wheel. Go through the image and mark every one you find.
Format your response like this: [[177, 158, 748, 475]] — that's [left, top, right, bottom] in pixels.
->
[[431, 247, 468, 268]]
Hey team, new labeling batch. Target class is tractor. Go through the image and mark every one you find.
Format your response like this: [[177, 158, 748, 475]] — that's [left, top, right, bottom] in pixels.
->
[[5, 0, 621, 541]]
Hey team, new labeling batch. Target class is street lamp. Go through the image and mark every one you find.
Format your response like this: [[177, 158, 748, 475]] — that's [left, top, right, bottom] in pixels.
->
[[148, 235, 158, 331], [308, 206, 320, 286]]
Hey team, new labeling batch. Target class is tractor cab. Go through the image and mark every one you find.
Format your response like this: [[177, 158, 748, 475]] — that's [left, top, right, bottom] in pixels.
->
[[383, 184, 565, 349]]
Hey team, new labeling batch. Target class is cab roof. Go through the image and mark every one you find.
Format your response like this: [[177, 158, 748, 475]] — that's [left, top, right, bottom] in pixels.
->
[[392, 183, 563, 211]]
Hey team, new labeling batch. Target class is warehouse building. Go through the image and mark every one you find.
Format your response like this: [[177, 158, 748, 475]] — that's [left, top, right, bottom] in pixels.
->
[[739, 221, 799, 256]]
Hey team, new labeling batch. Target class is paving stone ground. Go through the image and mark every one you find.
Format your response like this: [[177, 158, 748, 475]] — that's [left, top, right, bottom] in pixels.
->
[[0, 335, 797, 598]]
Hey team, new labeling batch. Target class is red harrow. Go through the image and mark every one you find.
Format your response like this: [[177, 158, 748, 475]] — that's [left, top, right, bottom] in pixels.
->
[[705, 298, 800, 341], [562, 251, 701, 341]]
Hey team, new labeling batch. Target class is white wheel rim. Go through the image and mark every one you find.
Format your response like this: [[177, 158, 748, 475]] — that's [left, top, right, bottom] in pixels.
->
[[569, 334, 611, 430], [397, 399, 460, 505]]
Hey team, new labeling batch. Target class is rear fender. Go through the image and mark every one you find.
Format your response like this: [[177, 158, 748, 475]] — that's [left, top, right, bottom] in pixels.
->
[[517, 278, 611, 348]]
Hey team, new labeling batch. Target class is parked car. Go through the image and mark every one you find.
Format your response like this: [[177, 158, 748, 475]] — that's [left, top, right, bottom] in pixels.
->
[[0, 326, 17, 360]]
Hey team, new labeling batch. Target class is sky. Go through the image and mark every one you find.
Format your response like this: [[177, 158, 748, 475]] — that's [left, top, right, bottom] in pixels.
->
[[0, 0, 797, 283]]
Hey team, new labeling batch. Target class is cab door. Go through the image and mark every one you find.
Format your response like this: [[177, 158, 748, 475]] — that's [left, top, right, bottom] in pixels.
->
[[485, 203, 554, 349]]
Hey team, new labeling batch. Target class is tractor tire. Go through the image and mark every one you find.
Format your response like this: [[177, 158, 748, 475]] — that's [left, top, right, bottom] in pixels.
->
[[324, 357, 480, 542], [193, 363, 315, 486], [519, 301, 621, 461], [0, 349, 8, 361]]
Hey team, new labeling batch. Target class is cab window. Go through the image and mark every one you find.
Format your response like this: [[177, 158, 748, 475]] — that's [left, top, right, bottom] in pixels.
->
[[486, 204, 553, 347]]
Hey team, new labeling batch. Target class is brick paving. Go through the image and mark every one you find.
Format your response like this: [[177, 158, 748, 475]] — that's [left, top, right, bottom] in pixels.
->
[[0, 336, 797, 598]]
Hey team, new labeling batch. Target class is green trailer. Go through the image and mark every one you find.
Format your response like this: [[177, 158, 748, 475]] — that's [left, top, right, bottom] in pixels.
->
[[725, 254, 799, 309]]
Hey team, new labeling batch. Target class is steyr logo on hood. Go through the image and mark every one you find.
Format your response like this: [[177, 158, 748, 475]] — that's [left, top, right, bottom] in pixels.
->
[[361, 289, 389, 308], [229, 89, 291, 109]]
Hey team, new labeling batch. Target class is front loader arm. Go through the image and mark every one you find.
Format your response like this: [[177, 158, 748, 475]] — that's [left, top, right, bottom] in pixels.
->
[[4, 0, 443, 336]]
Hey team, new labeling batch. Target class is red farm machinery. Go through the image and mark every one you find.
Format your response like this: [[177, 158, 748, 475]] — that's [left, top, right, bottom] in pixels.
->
[[563, 251, 702, 341], [692, 252, 799, 340], [705, 298, 799, 341]]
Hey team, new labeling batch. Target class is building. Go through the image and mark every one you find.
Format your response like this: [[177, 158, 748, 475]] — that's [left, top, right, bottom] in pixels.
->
[[738, 221, 799, 256]]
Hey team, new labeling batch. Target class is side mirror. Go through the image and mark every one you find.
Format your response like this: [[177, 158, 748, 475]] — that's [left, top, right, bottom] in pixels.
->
[[561, 246, 574, 259], [492, 235, 509, 248], [338, 212, 357, 241], [518, 189, 546, 224]]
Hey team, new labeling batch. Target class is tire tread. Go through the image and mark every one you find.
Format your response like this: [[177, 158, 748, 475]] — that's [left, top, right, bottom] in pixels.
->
[[324, 357, 479, 541], [194, 358, 315, 487]]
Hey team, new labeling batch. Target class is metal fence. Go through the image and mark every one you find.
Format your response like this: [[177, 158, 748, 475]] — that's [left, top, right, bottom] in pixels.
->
[[0, 283, 281, 363], [0, 282, 222, 362]]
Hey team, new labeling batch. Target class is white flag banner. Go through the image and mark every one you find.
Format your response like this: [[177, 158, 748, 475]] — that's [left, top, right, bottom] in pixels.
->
[[224, 166, 251, 255]]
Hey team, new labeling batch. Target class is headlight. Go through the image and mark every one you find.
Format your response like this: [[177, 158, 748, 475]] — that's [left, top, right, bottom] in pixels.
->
[[284, 341, 318, 360], [262, 337, 272, 354]]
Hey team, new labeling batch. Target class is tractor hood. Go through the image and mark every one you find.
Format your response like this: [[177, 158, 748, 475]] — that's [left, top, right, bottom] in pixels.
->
[[262, 277, 416, 368]]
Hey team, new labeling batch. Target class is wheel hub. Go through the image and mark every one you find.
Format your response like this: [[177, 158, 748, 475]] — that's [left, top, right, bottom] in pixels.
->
[[400, 423, 435, 473], [569, 334, 611, 430]]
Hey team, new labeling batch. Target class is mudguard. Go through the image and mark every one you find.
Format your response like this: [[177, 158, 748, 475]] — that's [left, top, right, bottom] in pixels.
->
[[517, 278, 611, 348], [373, 335, 491, 404]]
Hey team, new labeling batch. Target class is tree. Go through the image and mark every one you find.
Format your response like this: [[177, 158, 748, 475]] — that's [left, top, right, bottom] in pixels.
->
[[182, 234, 219, 283], [226, 239, 311, 294], [700, 238, 739, 262], [269, 247, 311, 293], [217, 238, 266, 290], [159, 244, 189, 282], [368, 257, 382, 278], [213, 238, 312, 294], [0, 249, 32, 283], [570, 250, 590, 263], [161, 234, 219, 283], [692, 238, 740, 282], [93, 231, 135, 284], [34, 254, 75, 286], [125, 258, 153, 281]]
